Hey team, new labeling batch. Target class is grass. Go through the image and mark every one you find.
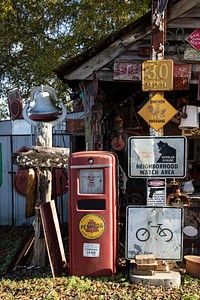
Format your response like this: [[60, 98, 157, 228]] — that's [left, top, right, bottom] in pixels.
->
[[1, 270, 200, 299], [0, 226, 33, 274], [0, 226, 200, 299]]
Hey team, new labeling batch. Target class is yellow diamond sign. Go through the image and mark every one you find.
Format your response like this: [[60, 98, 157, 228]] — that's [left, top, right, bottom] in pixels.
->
[[138, 94, 178, 131]]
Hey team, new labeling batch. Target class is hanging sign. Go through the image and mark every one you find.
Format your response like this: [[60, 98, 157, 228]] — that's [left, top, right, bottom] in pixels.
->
[[184, 48, 200, 62], [142, 60, 173, 91], [113, 60, 141, 81], [186, 29, 200, 51], [174, 64, 192, 80], [14, 146, 31, 197], [173, 77, 189, 90], [138, 94, 178, 131], [128, 136, 187, 178], [147, 178, 166, 206], [126, 206, 183, 260]]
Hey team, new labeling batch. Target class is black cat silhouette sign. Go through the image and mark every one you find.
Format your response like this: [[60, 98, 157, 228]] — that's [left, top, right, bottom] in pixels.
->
[[128, 136, 186, 178]]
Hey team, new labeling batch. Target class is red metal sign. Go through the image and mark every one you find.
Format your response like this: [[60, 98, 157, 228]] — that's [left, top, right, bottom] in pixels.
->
[[14, 146, 31, 197], [186, 29, 200, 51], [113, 61, 141, 81], [173, 77, 189, 90], [174, 64, 192, 80]]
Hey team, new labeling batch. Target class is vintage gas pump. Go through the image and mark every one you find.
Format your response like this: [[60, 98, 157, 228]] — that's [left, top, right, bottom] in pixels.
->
[[68, 151, 118, 276]]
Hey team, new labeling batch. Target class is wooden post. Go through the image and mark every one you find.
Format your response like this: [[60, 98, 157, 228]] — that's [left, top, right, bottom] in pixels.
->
[[150, 0, 169, 268], [32, 123, 53, 266], [82, 81, 95, 150], [14, 146, 69, 270], [22, 87, 67, 268], [150, 0, 167, 137], [151, 0, 167, 61]]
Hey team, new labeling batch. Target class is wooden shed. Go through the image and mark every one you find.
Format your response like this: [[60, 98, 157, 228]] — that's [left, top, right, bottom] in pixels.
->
[[54, 0, 200, 256]]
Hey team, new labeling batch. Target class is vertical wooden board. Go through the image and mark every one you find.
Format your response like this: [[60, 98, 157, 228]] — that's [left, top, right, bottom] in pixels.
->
[[26, 168, 37, 218], [40, 200, 66, 277], [50, 200, 66, 263]]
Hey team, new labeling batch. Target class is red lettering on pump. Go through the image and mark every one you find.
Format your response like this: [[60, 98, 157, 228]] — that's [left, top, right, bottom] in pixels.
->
[[85, 219, 99, 232]]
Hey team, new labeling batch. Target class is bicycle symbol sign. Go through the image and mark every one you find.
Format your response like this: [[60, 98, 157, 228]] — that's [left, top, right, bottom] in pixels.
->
[[136, 221, 173, 242], [126, 206, 183, 260]]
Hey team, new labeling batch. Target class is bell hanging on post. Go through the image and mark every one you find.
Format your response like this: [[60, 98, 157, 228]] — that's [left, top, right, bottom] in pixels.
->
[[23, 85, 67, 127], [28, 86, 60, 121]]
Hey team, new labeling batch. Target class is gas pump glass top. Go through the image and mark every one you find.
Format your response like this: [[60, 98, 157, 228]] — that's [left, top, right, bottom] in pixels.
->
[[79, 169, 104, 194]]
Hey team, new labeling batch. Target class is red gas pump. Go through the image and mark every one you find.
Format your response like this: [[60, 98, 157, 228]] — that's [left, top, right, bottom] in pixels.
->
[[68, 151, 118, 276]]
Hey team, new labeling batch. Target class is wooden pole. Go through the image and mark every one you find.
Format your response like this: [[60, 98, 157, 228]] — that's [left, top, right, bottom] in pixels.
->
[[151, 0, 166, 61], [150, 0, 167, 137], [14, 145, 69, 272], [21, 88, 67, 268], [150, 0, 170, 268], [32, 123, 53, 266], [82, 81, 95, 150]]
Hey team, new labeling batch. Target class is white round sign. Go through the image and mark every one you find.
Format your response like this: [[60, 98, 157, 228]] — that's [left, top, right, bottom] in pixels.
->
[[183, 225, 198, 237]]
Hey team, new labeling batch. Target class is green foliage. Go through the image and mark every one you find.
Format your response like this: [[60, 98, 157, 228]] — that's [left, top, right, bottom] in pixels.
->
[[0, 0, 150, 118]]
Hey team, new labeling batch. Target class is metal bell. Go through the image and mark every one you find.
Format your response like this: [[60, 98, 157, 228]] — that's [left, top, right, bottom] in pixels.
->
[[29, 90, 60, 115]]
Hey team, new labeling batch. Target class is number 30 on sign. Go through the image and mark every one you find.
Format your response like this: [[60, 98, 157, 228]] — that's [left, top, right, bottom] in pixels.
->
[[142, 60, 173, 92]]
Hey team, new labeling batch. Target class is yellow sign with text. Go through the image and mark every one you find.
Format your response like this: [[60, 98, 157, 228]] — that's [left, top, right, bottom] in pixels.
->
[[138, 94, 178, 131], [142, 60, 173, 91]]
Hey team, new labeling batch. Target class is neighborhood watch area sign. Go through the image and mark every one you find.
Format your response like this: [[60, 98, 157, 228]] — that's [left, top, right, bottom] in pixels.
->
[[128, 136, 186, 178]]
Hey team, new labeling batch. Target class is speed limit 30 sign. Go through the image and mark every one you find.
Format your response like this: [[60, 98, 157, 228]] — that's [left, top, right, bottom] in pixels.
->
[[142, 60, 174, 91]]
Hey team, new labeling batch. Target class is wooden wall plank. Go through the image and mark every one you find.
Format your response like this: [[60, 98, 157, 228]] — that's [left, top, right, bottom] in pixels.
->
[[167, 1, 200, 22]]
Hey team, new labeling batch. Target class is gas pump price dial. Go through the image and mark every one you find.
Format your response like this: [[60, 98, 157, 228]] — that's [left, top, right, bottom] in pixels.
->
[[79, 169, 104, 194]]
